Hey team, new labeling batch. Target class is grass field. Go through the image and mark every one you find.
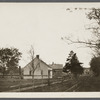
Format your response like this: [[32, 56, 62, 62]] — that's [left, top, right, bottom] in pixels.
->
[[0, 75, 100, 92], [78, 76, 100, 91], [0, 77, 63, 92]]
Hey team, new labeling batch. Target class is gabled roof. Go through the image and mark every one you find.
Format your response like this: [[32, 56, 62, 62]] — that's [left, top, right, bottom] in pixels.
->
[[39, 59, 52, 68], [23, 56, 52, 69], [50, 64, 63, 69]]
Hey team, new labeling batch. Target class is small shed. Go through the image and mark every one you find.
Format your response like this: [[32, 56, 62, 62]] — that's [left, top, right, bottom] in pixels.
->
[[50, 62, 63, 78]]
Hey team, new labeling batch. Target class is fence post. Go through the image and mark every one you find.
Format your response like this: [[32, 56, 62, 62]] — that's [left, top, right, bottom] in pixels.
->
[[41, 70, 43, 91], [48, 70, 50, 86], [19, 66, 21, 92], [62, 75, 64, 84], [32, 72, 35, 91]]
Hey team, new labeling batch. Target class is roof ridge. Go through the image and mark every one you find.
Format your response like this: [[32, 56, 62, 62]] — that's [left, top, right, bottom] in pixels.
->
[[23, 56, 51, 69]]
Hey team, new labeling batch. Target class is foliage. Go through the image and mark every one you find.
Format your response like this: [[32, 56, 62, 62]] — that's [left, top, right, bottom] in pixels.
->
[[62, 8, 100, 76], [90, 56, 100, 76], [87, 8, 100, 76], [7, 66, 19, 75], [0, 47, 22, 75], [63, 51, 84, 77]]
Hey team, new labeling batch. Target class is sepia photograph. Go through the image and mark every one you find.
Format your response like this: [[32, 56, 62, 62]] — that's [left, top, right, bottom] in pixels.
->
[[0, 3, 100, 98]]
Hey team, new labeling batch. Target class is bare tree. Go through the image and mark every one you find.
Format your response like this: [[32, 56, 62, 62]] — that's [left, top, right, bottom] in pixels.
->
[[62, 8, 100, 56], [29, 45, 40, 90], [29, 45, 34, 89]]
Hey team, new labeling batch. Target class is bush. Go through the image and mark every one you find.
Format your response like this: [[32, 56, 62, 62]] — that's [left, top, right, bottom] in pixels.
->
[[90, 56, 100, 76]]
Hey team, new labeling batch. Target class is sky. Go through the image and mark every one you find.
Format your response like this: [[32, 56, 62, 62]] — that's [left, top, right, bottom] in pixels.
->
[[0, 3, 100, 68]]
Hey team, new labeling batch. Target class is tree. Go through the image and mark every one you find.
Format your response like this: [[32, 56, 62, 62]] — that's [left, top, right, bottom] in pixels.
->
[[7, 66, 19, 74], [90, 56, 100, 76], [63, 51, 83, 78], [0, 47, 22, 76], [29, 45, 40, 89], [61, 8, 100, 56], [29, 45, 35, 79], [62, 8, 100, 76], [86, 8, 100, 55]]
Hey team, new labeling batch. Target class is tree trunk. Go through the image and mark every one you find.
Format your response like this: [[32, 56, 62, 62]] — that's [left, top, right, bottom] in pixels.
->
[[73, 73, 78, 80], [32, 71, 35, 91]]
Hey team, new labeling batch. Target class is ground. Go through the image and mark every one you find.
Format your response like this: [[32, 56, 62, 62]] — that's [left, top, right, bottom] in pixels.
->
[[0, 75, 100, 92]]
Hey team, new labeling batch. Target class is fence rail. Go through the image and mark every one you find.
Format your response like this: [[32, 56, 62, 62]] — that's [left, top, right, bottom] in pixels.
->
[[0, 74, 71, 92]]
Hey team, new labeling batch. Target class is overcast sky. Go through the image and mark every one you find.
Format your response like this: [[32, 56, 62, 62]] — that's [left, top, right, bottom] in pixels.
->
[[0, 3, 100, 68]]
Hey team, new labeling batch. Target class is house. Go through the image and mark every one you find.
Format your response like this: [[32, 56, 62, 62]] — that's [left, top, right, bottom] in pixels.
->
[[50, 62, 63, 78], [23, 55, 52, 79]]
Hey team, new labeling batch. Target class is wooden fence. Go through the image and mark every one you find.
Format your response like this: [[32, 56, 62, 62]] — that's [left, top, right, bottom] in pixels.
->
[[0, 74, 70, 92]]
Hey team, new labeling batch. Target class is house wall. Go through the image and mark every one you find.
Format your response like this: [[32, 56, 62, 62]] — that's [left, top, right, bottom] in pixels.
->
[[23, 57, 52, 79]]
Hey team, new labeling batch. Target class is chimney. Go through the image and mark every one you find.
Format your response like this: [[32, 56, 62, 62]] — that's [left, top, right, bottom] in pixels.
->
[[36, 55, 39, 59], [52, 62, 54, 65]]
